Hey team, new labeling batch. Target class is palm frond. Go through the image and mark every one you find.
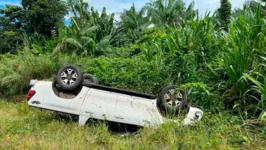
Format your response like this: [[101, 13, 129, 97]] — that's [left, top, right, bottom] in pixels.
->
[[65, 38, 83, 49]]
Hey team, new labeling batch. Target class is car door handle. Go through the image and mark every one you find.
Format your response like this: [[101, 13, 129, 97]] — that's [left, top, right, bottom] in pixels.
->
[[85, 111, 93, 114], [115, 116, 124, 120], [31, 101, 41, 105]]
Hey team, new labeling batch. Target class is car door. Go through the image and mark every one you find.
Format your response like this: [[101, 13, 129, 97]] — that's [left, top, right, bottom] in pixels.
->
[[113, 94, 136, 124], [113, 94, 153, 125], [67, 87, 89, 115], [41, 82, 88, 115], [41, 82, 70, 112], [81, 88, 117, 121], [114, 94, 163, 126]]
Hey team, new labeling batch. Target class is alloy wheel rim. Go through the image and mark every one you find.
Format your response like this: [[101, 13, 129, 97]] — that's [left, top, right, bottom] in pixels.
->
[[164, 89, 183, 106], [60, 69, 78, 86]]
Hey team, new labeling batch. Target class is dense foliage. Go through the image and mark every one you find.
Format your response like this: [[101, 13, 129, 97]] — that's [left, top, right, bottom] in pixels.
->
[[0, 0, 265, 125]]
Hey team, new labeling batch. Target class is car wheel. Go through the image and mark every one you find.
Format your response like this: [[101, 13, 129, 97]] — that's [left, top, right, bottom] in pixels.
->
[[56, 65, 83, 91], [158, 85, 189, 117], [83, 73, 99, 84]]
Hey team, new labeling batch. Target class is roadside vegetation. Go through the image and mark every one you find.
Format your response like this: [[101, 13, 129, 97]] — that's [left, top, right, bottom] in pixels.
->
[[1, 99, 266, 149], [0, 0, 266, 148]]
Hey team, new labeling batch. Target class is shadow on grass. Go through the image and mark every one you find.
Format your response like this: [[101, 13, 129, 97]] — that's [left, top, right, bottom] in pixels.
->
[[54, 113, 141, 135]]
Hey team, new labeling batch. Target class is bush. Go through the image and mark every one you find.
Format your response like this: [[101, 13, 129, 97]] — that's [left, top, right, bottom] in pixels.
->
[[77, 56, 171, 94], [0, 50, 78, 97]]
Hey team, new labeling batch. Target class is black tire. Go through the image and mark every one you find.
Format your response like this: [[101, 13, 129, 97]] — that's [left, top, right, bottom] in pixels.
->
[[83, 73, 99, 84], [56, 65, 83, 91], [157, 85, 189, 117]]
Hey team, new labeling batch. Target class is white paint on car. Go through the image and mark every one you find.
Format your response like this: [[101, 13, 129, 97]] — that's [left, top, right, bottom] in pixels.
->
[[28, 80, 203, 127]]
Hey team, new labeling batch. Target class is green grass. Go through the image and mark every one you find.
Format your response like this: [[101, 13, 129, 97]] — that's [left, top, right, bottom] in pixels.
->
[[0, 98, 265, 150]]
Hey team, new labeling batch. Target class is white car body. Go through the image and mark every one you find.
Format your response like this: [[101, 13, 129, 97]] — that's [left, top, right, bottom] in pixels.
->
[[28, 80, 203, 127]]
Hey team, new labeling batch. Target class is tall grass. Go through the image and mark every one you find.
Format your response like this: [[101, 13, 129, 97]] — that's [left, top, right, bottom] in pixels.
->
[[136, 7, 266, 117], [220, 7, 266, 117], [0, 100, 265, 149], [0, 49, 78, 97], [0, 51, 56, 96]]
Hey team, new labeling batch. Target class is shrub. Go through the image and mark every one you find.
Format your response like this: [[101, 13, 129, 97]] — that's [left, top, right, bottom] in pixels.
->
[[0, 50, 78, 97], [77, 56, 171, 94]]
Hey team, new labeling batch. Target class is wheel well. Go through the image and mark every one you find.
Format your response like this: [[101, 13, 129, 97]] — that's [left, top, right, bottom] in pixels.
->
[[52, 76, 83, 99]]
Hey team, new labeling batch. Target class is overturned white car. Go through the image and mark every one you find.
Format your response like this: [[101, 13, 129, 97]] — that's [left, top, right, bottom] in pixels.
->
[[27, 65, 203, 127]]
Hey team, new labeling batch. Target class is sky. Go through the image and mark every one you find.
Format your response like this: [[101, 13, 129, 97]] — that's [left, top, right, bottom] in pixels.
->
[[87, 0, 247, 15], [0, 0, 248, 17]]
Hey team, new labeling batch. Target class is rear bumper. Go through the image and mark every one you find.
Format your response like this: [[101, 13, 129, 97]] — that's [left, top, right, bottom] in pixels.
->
[[29, 79, 38, 87]]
